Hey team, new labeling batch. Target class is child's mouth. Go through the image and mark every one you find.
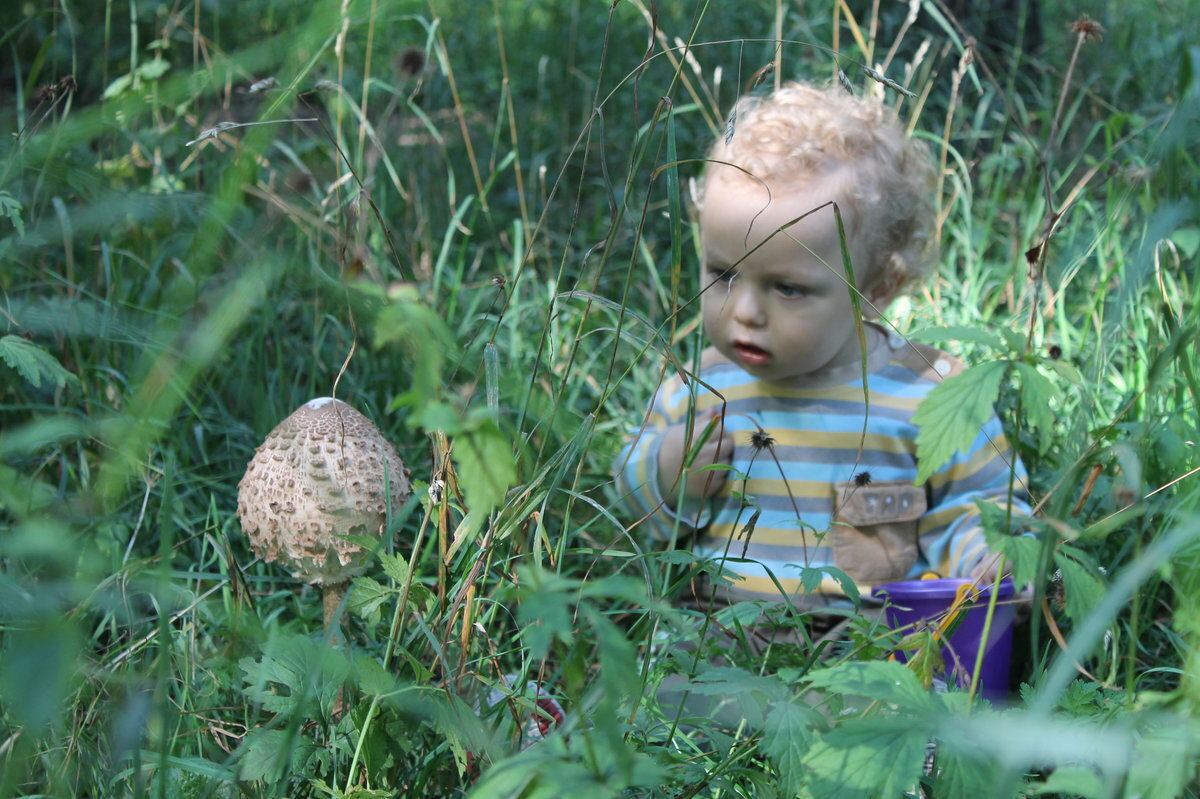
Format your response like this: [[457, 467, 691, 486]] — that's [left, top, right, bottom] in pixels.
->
[[732, 341, 771, 366]]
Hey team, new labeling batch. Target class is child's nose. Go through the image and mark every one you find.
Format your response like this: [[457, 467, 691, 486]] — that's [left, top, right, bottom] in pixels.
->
[[730, 284, 766, 327]]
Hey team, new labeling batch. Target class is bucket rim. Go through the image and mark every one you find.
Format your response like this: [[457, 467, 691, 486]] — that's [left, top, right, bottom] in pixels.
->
[[871, 576, 1015, 600]]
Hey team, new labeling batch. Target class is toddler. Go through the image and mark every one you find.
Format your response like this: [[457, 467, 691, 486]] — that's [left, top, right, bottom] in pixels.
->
[[616, 81, 1030, 619]]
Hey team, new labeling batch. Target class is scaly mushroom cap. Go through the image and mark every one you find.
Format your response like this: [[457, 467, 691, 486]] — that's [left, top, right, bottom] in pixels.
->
[[236, 397, 411, 585]]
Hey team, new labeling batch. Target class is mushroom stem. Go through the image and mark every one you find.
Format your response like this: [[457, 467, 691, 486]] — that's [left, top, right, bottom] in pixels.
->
[[323, 581, 349, 639]]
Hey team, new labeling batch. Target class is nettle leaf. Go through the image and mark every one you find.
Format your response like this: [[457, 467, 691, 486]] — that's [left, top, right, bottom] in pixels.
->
[[804, 660, 933, 712], [1030, 764, 1105, 796], [912, 361, 1008, 486], [239, 634, 349, 717], [978, 502, 1042, 588], [1124, 721, 1197, 799], [1053, 548, 1107, 624], [804, 716, 928, 799], [1014, 362, 1057, 453], [239, 728, 319, 782], [0, 336, 79, 391], [453, 419, 516, 528], [908, 325, 1005, 351], [933, 693, 1001, 798], [349, 576, 393, 627], [379, 551, 410, 585], [761, 700, 818, 796]]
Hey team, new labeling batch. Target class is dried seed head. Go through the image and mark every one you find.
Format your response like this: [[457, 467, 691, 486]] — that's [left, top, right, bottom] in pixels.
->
[[749, 429, 775, 451], [1070, 15, 1104, 42], [35, 84, 57, 104], [398, 47, 427, 77], [853, 471, 873, 488], [57, 75, 77, 93]]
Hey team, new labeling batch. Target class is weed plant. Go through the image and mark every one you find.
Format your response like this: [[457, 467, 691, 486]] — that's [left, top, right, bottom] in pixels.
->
[[1, 0, 1198, 797]]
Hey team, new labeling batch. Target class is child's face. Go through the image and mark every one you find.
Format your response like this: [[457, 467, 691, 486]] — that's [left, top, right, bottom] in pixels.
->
[[699, 173, 878, 387]]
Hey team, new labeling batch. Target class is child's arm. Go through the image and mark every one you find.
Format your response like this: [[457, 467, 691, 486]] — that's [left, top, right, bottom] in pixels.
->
[[656, 409, 735, 509], [916, 414, 1033, 581], [614, 388, 735, 541]]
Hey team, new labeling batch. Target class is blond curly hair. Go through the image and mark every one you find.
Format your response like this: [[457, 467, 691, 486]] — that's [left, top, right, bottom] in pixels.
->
[[701, 81, 937, 295]]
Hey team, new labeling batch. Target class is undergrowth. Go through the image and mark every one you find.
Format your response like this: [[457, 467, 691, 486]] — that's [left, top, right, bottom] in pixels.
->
[[1, 0, 1198, 797]]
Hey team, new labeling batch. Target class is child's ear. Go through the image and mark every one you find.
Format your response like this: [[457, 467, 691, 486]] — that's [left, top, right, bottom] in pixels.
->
[[864, 269, 908, 308]]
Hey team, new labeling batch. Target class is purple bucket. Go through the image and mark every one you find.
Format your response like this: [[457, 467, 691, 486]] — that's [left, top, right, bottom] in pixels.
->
[[872, 578, 1016, 701]]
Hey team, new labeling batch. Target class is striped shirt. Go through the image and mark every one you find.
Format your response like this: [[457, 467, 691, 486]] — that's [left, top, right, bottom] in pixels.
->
[[614, 328, 1031, 604]]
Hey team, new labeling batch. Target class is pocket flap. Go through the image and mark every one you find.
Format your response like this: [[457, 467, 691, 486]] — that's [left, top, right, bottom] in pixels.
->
[[833, 481, 927, 526]]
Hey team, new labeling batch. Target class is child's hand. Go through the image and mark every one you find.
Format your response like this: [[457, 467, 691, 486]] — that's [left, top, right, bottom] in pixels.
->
[[656, 410, 735, 510]]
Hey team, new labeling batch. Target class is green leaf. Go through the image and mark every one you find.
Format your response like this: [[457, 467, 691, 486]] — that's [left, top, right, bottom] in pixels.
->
[[352, 654, 399, 698], [1124, 721, 1197, 799], [761, 700, 818, 796], [1030, 765, 1105, 796], [912, 361, 1008, 485], [932, 694, 1001, 799], [804, 717, 928, 799], [379, 551, 410, 585], [1053, 548, 1107, 625], [0, 335, 79, 391], [978, 502, 1042, 588], [239, 729, 318, 782], [102, 72, 133, 99], [349, 576, 393, 627], [453, 419, 516, 525], [805, 660, 934, 712], [1013, 362, 1057, 453], [239, 633, 350, 717], [0, 191, 25, 236], [136, 59, 170, 80], [908, 325, 1005, 351]]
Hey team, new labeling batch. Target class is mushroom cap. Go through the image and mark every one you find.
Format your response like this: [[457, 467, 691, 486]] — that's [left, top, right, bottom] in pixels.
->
[[236, 397, 412, 585]]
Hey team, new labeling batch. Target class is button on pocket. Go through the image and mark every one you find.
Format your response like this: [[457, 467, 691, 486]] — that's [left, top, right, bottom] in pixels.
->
[[831, 481, 927, 584]]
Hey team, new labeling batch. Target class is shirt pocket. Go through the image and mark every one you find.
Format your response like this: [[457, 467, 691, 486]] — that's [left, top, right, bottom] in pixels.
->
[[831, 480, 927, 584]]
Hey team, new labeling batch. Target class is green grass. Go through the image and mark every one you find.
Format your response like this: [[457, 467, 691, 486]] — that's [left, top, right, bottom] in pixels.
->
[[1, 0, 1199, 797]]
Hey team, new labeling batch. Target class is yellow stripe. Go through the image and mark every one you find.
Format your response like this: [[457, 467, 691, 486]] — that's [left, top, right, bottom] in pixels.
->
[[693, 381, 924, 411], [730, 428, 916, 453], [726, 572, 865, 597], [927, 433, 1013, 488], [707, 524, 830, 547]]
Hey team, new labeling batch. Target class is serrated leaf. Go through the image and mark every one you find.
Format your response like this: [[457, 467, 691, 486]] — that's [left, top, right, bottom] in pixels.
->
[[1029, 764, 1105, 796], [1014, 362, 1057, 452], [0, 191, 25, 236], [0, 336, 79, 391], [348, 576, 393, 627], [997, 327, 1027, 353], [353, 654, 399, 698], [239, 728, 318, 782], [451, 421, 516, 541], [1053, 549, 1107, 624], [762, 700, 818, 796], [379, 551, 410, 585], [805, 660, 934, 712], [908, 325, 1005, 351], [688, 665, 789, 703], [978, 502, 1042, 588], [136, 59, 170, 80], [912, 361, 1008, 485], [1124, 722, 1197, 799], [239, 634, 350, 716], [804, 716, 927, 799]]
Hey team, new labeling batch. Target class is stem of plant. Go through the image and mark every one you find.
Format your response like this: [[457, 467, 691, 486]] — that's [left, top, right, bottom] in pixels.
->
[[344, 497, 437, 793], [967, 554, 1007, 709]]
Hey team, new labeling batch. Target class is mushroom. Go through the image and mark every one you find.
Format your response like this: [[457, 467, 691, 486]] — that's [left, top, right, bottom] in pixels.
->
[[237, 397, 411, 632]]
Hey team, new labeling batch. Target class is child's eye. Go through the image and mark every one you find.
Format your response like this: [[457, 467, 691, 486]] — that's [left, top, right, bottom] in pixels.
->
[[776, 283, 808, 297], [708, 268, 735, 284]]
